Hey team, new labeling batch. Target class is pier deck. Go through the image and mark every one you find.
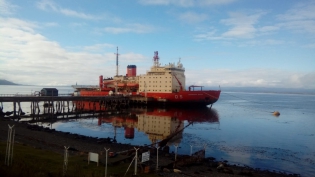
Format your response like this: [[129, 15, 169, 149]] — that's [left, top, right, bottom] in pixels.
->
[[0, 95, 128, 102]]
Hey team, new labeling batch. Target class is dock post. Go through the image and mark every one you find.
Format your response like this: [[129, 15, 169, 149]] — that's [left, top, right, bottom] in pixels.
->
[[13, 102, 16, 117]]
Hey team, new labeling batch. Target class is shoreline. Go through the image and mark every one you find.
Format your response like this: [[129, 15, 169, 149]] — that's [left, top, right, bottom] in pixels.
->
[[0, 118, 298, 176]]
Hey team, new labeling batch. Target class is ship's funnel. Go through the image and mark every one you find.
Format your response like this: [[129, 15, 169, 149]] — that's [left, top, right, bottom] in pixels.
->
[[125, 127, 135, 139], [99, 75, 103, 88], [127, 65, 137, 77]]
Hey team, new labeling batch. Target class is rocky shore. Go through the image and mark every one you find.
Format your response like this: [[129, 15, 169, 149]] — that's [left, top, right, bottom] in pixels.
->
[[0, 118, 299, 177]]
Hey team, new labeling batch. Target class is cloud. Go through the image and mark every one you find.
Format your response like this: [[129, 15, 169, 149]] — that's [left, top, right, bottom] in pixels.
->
[[287, 72, 315, 89], [102, 23, 155, 34], [199, 0, 237, 6], [195, 11, 267, 41], [59, 8, 99, 20], [36, 0, 101, 20], [0, 17, 38, 33], [302, 43, 315, 48], [258, 26, 279, 33], [69, 22, 87, 27], [0, 0, 18, 15], [186, 68, 315, 89], [220, 11, 266, 38], [194, 1, 315, 44], [238, 39, 284, 47], [36, 0, 58, 11], [138, 0, 237, 7], [1, 16, 313, 89], [276, 1, 315, 34], [0, 17, 147, 85], [84, 43, 116, 52], [277, 1, 315, 21], [44, 22, 59, 27], [178, 12, 208, 24]]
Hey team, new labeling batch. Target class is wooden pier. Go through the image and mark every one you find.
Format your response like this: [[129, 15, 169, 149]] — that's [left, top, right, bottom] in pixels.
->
[[0, 95, 130, 117], [0, 95, 128, 102]]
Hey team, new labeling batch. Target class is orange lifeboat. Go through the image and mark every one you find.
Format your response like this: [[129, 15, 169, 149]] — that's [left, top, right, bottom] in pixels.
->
[[127, 83, 139, 87], [117, 83, 126, 87]]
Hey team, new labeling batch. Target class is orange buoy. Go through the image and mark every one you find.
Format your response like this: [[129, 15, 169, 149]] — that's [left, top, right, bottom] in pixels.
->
[[273, 111, 280, 116]]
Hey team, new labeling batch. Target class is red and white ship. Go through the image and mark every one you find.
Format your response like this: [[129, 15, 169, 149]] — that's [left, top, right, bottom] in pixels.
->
[[73, 49, 221, 106]]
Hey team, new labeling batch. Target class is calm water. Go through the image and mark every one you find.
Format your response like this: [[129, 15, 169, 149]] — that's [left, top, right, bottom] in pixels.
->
[[1, 85, 314, 176]]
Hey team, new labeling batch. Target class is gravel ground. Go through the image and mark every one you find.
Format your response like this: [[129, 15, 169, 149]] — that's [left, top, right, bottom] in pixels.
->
[[0, 118, 298, 177]]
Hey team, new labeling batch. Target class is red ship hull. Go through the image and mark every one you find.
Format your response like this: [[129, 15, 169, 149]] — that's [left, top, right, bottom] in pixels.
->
[[138, 90, 221, 105], [78, 90, 220, 105]]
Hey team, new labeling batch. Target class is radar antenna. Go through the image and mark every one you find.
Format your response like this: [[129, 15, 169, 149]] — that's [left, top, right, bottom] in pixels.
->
[[115, 47, 119, 76], [153, 51, 159, 67]]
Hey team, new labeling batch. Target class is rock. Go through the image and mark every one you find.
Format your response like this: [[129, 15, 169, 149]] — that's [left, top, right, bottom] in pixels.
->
[[222, 168, 234, 174], [217, 162, 225, 170], [173, 169, 182, 173], [163, 168, 170, 172], [207, 157, 216, 161], [194, 171, 200, 174], [238, 170, 253, 176]]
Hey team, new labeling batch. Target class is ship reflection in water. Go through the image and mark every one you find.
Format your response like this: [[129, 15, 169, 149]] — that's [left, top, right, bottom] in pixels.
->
[[96, 106, 219, 147]]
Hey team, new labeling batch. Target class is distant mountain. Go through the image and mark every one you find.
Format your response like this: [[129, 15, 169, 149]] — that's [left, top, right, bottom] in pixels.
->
[[0, 79, 19, 85], [219, 86, 315, 95]]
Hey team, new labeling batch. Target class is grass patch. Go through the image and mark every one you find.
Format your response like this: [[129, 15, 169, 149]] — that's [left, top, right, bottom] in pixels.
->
[[0, 142, 156, 177]]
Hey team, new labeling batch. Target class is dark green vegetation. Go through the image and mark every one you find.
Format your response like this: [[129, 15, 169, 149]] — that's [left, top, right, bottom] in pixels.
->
[[0, 79, 18, 85], [0, 142, 155, 177]]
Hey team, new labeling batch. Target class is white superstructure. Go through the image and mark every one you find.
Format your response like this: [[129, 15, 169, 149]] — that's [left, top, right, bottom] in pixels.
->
[[139, 51, 185, 93]]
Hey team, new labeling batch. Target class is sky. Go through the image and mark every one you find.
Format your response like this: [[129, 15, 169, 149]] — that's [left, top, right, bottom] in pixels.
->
[[0, 0, 315, 89]]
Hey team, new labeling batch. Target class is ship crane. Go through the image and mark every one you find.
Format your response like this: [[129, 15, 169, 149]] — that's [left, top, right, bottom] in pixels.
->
[[172, 74, 183, 92]]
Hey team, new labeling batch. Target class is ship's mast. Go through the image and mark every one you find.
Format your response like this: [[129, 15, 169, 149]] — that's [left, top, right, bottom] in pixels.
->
[[115, 47, 119, 76], [153, 51, 159, 67]]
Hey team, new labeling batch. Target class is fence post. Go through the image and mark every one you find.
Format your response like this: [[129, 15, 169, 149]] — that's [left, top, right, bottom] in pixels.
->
[[134, 147, 139, 175], [5, 125, 15, 166], [63, 146, 69, 176], [104, 148, 110, 177]]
